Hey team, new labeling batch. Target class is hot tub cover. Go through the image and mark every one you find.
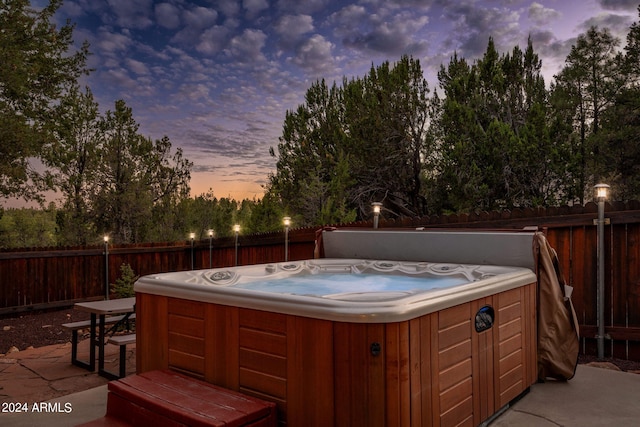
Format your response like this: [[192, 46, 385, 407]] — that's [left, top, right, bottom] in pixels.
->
[[534, 232, 579, 381]]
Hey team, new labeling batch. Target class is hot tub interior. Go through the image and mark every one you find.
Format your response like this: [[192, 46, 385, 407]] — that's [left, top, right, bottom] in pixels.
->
[[206, 259, 510, 295]]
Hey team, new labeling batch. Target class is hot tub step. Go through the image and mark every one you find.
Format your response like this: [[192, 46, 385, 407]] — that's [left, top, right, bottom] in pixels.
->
[[77, 370, 277, 427]]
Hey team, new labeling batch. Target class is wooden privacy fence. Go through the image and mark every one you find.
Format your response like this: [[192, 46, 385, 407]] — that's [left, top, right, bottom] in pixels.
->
[[2, 201, 640, 360]]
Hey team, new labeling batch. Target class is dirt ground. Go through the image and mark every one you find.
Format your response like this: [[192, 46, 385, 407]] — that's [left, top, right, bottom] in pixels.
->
[[1, 308, 640, 373]]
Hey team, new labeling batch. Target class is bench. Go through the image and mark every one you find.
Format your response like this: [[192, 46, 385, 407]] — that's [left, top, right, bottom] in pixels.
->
[[106, 334, 136, 379], [78, 369, 277, 427], [63, 313, 136, 370]]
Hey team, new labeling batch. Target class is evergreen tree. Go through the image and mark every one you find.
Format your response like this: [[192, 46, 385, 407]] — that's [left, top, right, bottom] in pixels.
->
[[554, 26, 626, 201], [435, 39, 561, 211], [594, 7, 640, 200], [92, 100, 191, 243], [344, 56, 432, 217], [268, 56, 432, 224], [47, 86, 100, 245], [0, 0, 89, 200]]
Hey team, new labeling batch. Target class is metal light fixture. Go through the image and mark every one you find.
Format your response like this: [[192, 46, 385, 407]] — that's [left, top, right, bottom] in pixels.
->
[[372, 202, 382, 229], [234, 224, 240, 266], [283, 217, 291, 262], [189, 232, 195, 270], [208, 229, 214, 268], [104, 236, 110, 300], [595, 183, 610, 200], [594, 183, 610, 359]]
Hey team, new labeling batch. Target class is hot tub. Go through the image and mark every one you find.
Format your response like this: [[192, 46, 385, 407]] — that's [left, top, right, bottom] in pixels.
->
[[135, 230, 538, 426]]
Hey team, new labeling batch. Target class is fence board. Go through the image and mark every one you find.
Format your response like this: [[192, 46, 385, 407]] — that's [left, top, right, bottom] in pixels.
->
[[611, 224, 627, 328]]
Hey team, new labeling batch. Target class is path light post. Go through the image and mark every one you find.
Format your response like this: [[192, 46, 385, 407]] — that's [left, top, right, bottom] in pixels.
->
[[208, 229, 214, 268], [234, 224, 240, 266], [190, 232, 195, 270], [104, 236, 110, 300], [283, 217, 291, 262], [595, 183, 610, 359], [372, 202, 382, 229]]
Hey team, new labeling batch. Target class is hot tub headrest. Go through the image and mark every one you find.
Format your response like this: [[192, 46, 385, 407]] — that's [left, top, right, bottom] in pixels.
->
[[321, 229, 536, 270]]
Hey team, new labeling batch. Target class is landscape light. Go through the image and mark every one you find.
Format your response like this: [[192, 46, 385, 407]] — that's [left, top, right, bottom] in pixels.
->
[[234, 225, 240, 266], [283, 217, 291, 262], [104, 236, 110, 300], [189, 232, 195, 270], [208, 229, 214, 268], [371, 202, 382, 229], [594, 183, 610, 360]]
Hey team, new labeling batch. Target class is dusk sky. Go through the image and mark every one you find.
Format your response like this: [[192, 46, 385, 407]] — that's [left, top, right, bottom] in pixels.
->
[[36, 0, 640, 201]]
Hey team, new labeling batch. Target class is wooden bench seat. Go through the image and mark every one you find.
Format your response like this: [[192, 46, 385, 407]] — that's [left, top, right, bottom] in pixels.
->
[[63, 313, 136, 370], [78, 369, 277, 427], [62, 314, 134, 331], [106, 334, 136, 379]]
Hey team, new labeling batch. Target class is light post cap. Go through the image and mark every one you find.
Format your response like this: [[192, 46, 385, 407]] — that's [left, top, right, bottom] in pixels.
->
[[371, 202, 382, 214]]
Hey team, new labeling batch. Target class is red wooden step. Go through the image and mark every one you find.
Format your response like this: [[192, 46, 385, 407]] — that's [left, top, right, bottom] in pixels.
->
[[107, 370, 276, 427]]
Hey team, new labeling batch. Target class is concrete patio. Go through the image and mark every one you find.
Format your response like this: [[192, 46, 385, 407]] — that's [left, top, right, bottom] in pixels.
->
[[0, 339, 134, 426]]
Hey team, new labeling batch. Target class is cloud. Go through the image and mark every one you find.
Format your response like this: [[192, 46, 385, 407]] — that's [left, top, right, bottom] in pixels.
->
[[99, 68, 139, 92], [441, 2, 521, 58], [137, 42, 172, 62], [291, 34, 335, 74], [59, 0, 85, 18], [126, 58, 150, 76], [527, 28, 573, 69], [243, 0, 269, 20], [597, 0, 639, 11], [196, 26, 232, 55], [328, 5, 368, 30], [105, 0, 154, 29], [276, 0, 331, 15], [183, 6, 219, 29], [217, 0, 242, 18], [274, 14, 315, 38], [528, 2, 561, 26], [226, 29, 268, 63], [170, 6, 220, 46], [580, 12, 635, 35], [329, 4, 429, 55], [95, 29, 135, 55], [155, 3, 181, 29]]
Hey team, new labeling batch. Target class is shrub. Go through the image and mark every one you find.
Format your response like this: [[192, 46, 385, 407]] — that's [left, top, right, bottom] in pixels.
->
[[111, 263, 138, 298]]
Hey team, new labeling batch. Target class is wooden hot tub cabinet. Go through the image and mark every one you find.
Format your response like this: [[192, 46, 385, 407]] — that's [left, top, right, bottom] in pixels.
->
[[136, 282, 536, 427]]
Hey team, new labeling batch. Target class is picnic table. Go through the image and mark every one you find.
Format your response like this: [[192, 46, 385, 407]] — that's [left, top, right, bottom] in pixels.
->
[[71, 297, 136, 379]]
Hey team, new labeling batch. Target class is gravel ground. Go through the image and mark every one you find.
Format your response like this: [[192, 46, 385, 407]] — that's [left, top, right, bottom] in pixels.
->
[[0, 308, 90, 355], [1, 308, 640, 373]]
